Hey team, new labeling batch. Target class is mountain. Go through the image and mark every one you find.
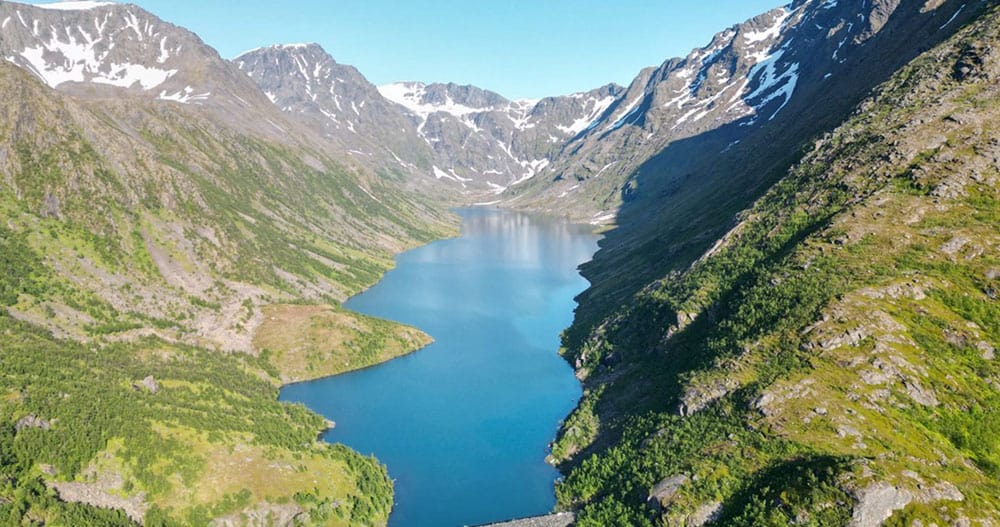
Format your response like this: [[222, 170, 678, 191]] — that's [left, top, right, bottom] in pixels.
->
[[0, 0, 297, 136], [505, 0, 993, 223], [0, 1, 453, 524], [233, 43, 440, 191], [377, 81, 624, 191], [236, 44, 627, 194], [3, 0, 1000, 525], [547, 0, 1000, 525], [554, 0, 993, 330]]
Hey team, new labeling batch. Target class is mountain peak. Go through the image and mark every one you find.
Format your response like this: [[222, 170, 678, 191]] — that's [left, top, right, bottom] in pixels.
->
[[33, 1, 116, 10], [235, 42, 326, 60]]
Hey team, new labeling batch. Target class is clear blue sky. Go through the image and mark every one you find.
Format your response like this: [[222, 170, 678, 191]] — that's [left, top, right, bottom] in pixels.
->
[[36, 0, 784, 99]]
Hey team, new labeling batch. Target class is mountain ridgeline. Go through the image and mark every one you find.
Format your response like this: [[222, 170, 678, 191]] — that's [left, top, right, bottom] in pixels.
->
[[0, 0, 998, 526]]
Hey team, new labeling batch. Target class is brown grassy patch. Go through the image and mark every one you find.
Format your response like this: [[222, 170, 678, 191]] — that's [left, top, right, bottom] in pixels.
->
[[254, 304, 432, 383]]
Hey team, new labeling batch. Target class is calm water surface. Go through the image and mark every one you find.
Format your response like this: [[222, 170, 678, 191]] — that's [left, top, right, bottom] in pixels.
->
[[280, 208, 599, 527]]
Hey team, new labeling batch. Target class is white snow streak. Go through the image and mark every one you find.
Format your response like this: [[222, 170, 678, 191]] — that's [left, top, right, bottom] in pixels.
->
[[556, 95, 616, 135]]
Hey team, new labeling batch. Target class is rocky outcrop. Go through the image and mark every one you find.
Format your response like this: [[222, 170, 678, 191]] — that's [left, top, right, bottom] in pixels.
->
[[686, 501, 723, 527], [474, 512, 575, 527], [15, 414, 51, 431], [849, 480, 966, 527], [50, 473, 148, 524], [677, 378, 739, 416], [647, 474, 689, 511], [850, 483, 914, 527], [210, 502, 306, 527], [133, 375, 159, 394]]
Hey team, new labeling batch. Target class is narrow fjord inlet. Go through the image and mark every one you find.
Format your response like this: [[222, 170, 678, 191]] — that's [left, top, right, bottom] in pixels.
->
[[3, 0, 999, 524], [281, 209, 600, 527]]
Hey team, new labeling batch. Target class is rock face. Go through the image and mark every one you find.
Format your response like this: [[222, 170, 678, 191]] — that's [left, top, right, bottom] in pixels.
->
[[567, 0, 987, 333], [850, 483, 914, 527], [234, 44, 437, 188], [0, 1, 281, 133], [509, 0, 986, 223], [378, 81, 624, 189], [237, 43, 626, 193]]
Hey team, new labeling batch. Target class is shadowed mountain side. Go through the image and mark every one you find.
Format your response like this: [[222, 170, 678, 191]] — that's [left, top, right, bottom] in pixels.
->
[[567, 0, 989, 348]]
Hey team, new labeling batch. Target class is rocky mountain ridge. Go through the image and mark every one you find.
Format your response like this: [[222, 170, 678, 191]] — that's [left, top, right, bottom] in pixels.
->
[[236, 43, 628, 195], [0, 0, 302, 137]]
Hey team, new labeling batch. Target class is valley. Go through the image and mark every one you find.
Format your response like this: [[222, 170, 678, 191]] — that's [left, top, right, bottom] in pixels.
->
[[0, 0, 998, 526]]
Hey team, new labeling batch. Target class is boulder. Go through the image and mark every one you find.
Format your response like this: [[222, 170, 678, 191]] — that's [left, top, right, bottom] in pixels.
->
[[15, 414, 51, 431], [648, 474, 689, 511], [850, 483, 913, 527], [134, 375, 160, 394]]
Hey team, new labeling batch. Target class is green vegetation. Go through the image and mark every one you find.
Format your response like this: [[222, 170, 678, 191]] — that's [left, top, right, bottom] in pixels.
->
[[0, 60, 456, 524], [555, 6, 1000, 526], [0, 312, 393, 525], [254, 304, 433, 383]]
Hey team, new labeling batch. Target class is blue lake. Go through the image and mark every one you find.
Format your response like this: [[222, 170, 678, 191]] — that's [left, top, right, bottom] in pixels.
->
[[280, 208, 599, 527]]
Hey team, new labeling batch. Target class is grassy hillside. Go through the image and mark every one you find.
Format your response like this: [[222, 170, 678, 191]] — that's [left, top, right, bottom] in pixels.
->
[[554, 6, 1000, 526], [0, 61, 454, 525]]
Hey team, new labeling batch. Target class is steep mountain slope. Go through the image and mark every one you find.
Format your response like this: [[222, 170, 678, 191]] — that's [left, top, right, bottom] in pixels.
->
[[0, 1, 453, 525], [378, 81, 624, 190], [233, 44, 440, 192], [558, 0, 991, 335], [0, 0, 293, 136], [551, 2, 1000, 525], [506, 0, 989, 224], [236, 43, 626, 194]]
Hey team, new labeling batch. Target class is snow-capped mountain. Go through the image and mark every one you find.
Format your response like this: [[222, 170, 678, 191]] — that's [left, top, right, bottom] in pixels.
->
[[377, 81, 624, 191], [503, 0, 984, 223], [236, 42, 626, 192], [7, 0, 978, 213], [0, 0, 281, 132], [234, 43, 437, 186]]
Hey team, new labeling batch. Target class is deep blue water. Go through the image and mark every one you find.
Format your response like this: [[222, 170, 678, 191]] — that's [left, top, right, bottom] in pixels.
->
[[280, 208, 599, 527]]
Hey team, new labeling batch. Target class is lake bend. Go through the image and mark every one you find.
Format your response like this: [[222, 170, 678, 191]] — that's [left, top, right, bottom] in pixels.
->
[[280, 208, 600, 527]]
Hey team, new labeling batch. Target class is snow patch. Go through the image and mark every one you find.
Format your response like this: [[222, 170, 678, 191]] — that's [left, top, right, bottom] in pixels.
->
[[606, 95, 644, 132], [743, 46, 800, 121], [379, 82, 491, 120], [511, 158, 550, 185], [590, 211, 617, 225], [16, 30, 176, 90], [356, 185, 383, 204], [556, 95, 616, 135], [939, 4, 966, 30], [158, 86, 210, 104], [743, 8, 790, 45], [92, 62, 176, 89], [432, 165, 472, 184]]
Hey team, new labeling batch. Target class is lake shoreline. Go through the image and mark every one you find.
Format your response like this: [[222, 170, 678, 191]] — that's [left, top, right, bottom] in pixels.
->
[[280, 208, 600, 527]]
